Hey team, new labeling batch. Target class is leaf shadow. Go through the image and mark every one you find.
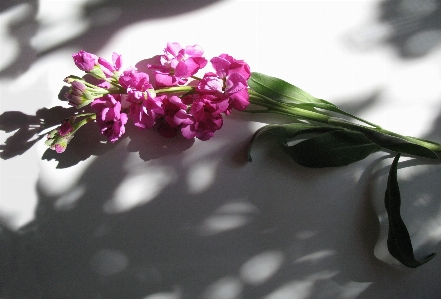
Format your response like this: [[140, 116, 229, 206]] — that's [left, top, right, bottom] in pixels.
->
[[345, 0, 441, 59], [0, 0, 223, 79]]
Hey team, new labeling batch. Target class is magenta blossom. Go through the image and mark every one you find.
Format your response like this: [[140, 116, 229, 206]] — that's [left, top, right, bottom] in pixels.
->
[[152, 42, 208, 86], [197, 54, 251, 114], [211, 54, 251, 81], [157, 95, 193, 138], [126, 89, 163, 129], [118, 68, 162, 129], [119, 68, 152, 91], [98, 52, 123, 77], [180, 95, 225, 141], [72, 50, 98, 72], [91, 95, 128, 143]]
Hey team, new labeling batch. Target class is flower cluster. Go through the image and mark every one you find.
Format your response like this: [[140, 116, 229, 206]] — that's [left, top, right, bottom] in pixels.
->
[[48, 42, 250, 152]]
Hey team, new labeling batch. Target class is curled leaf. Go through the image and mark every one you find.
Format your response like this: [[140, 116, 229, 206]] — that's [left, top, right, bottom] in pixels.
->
[[384, 154, 436, 268]]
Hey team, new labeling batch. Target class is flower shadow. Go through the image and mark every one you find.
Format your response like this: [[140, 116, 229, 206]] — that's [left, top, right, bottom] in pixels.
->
[[0, 106, 76, 160]]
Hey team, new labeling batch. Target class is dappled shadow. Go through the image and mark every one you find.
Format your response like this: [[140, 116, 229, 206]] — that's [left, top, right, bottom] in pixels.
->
[[0, 129, 382, 299], [0, 55, 194, 168], [0, 0, 223, 79], [2, 64, 441, 297], [0, 106, 77, 160], [378, 0, 441, 58], [0, 0, 38, 78], [345, 0, 441, 59], [3, 1, 441, 298]]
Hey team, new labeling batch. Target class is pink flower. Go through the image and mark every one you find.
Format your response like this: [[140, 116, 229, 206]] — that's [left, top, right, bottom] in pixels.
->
[[211, 54, 251, 80], [180, 95, 224, 141], [151, 42, 208, 86], [197, 72, 223, 94], [98, 52, 123, 77], [91, 95, 128, 143], [197, 54, 251, 114], [119, 68, 152, 91], [127, 90, 163, 129], [72, 50, 98, 72], [162, 95, 191, 126], [157, 95, 192, 138], [117, 68, 162, 129]]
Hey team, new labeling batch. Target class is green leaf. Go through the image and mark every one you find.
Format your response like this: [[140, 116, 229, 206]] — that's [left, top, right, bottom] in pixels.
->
[[286, 130, 381, 167], [248, 72, 327, 105], [384, 154, 436, 268], [248, 123, 338, 162], [248, 73, 379, 127], [329, 118, 438, 160]]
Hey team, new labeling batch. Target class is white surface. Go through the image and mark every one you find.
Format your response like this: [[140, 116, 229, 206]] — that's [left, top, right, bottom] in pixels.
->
[[1, 0, 441, 298]]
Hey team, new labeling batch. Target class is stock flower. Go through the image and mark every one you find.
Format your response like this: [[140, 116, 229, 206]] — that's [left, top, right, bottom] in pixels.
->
[[72, 50, 98, 72], [151, 42, 207, 86], [72, 50, 121, 79], [198, 54, 251, 114], [60, 44, 251, 145], [211, 54, 251, 80], [98, 52, 123, 78], [157, 95, 193, 138], [119, 68, 152, 91], [117, 68, 163, 129], [127, 89, 163, 129], [180, 95, 224, 141], [45, 117, 75, 153], [91, 95, 128, 143]]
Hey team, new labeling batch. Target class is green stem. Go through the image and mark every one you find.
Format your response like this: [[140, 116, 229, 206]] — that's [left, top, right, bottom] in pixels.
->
[[156, 86, 194, 95], [74, 113, 96, 118], [249, 93, 331, 123], [329, 117, 441, 153], [72, 114, 96, 134], [250, 92, 441, 153]]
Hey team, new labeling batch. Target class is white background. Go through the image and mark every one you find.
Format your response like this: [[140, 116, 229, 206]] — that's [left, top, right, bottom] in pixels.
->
[[1, 0, 441, 298]]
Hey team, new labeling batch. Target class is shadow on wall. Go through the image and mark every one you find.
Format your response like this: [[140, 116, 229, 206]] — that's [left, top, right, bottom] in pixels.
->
[[346, 0, 441, 58], [0, 0, 223, 78], [5, 91, 441, 299], [0, 126, 381, 299]]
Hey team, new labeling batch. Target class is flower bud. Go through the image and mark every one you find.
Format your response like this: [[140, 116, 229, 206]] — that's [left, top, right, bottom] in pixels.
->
[[45, 117, 76, 153], [65, 80, 94, 108]]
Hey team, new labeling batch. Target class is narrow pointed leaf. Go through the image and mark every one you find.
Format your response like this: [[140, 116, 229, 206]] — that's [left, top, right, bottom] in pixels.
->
[[287, 130, 381, 167], [248, 72, 328, 105], [384, 154, 436, 267], [329, 118, 438, 159]]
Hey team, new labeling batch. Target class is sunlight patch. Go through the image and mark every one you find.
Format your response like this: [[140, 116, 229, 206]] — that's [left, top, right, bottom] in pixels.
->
[[187, 160, 218, 194], [294, 250, 336, 264], [103, 168, 175, 214], [198, 200, 258, 235], [240, 250, 284, 285], [54, 184, 86, 210], [263, 280, 313, 299], [201, 276, 242, 299]]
